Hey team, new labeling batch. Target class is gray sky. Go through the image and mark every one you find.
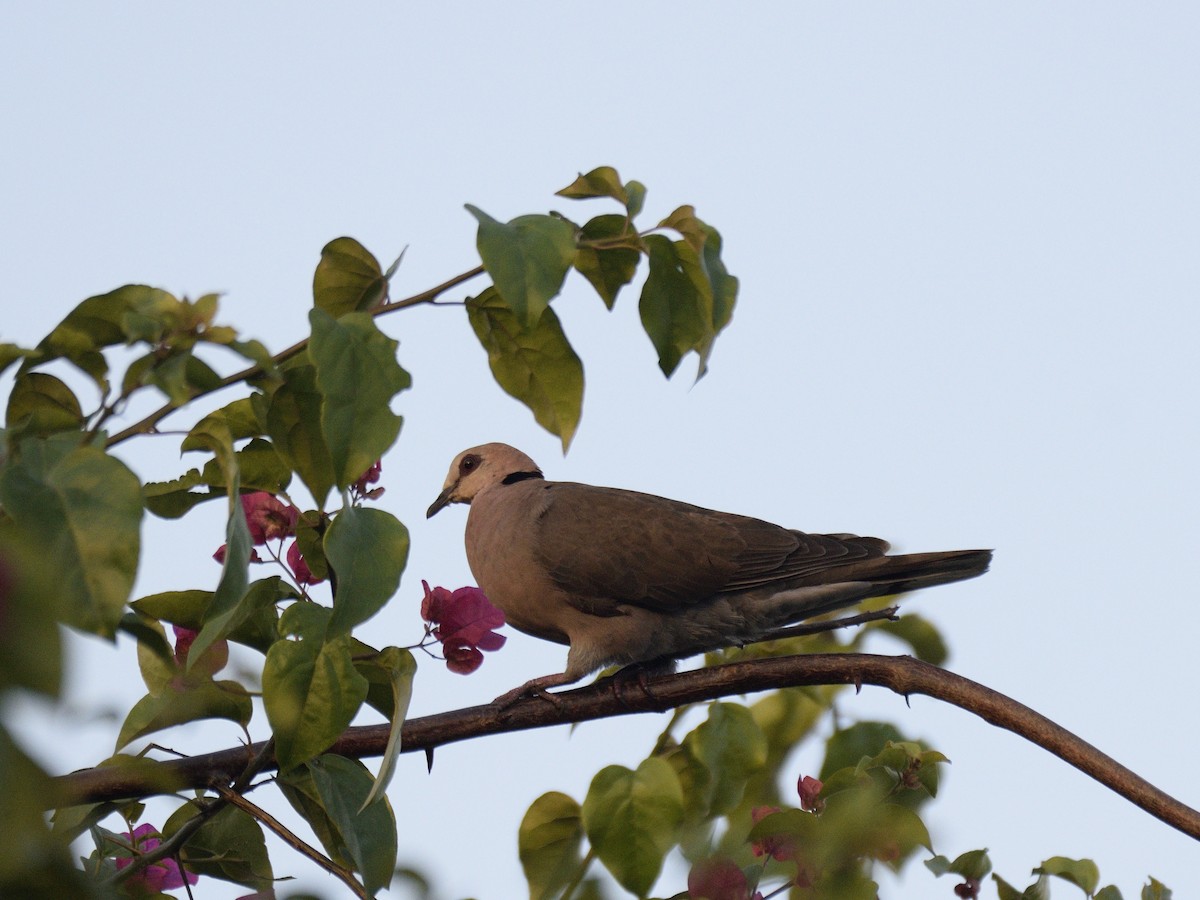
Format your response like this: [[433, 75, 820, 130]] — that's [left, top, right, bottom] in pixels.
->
[[4, 4, 1199, 897]]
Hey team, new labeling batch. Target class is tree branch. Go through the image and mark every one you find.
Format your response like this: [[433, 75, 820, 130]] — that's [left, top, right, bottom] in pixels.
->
[[54, 653, 1200, 842], [214, 785, 368, 899], [104, 265, 485, 448]]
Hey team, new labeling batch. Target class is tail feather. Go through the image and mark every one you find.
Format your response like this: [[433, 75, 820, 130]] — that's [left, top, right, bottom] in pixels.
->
[[760, 548, 992, 626]]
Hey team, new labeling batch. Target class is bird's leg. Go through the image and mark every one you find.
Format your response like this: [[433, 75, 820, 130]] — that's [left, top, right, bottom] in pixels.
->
[[606, 658, 676, 708], [493, 671, 581, 709]]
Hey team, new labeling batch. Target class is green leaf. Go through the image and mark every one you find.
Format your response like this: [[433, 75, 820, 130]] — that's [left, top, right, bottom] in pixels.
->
[[324, 506, 408, 636], [115, 680, 252, 750], [993, 874, 1051, 900], [0, 528, 64, 696], [867, 615, 949, 665], [519, 791, 584, 900], [0, 343, 31, 378], [700, 223, 737, 338], [190, 396, 266, 443], [465, 206, 577, 328], [1096, 887, 1125, 900], [0, 438, 142, 638], [1034, 857, 1100, 895], [659, 205, 709, 253], [0, 725, 89, 889], [142, 468, 215, 518], [467, 286, 584, 451], [5, 373, 84, 437], [582, 757, 683, 897], [313, 237, 388, 317], [146, 437, 289, 520], [308, 309, 410, 491], [1142, 878, 1172, 900], [24, 285, 173, 389], [264, 625, 369, 771], [624, 181, 646, 218], [575, 214, 641, 309], [293, 509, 329, 581], [134, 583, 285, 655], [556, 166, 629, 204], [205, 438, 292, 495], [186, 458, 253, 671], [126, 614, 178, 693], [164, 802, 273, 890], [262, 361, 336, 507], [926, 849, 992, 881], [638, 234, 714, 379], [307, 755, 399, 896], [359, 647, 416, 811], [821, 721, 907, 779], [682, 702, 768, 816]]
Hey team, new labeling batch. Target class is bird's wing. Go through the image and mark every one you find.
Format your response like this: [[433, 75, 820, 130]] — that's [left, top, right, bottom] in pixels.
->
[[533, 482, 886, 615]]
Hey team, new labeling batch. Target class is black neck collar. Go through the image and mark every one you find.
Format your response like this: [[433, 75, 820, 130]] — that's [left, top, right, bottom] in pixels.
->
[[502, 470, 544, 485]]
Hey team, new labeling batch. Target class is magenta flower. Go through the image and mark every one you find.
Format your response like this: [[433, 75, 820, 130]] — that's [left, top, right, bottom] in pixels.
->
[[286, 539, 325, 586], [213, 544, 263, 565], [798, 774, 824, 812], [241, 491, 299, 544], [172, 625, 228, 677], [687, 857, 761, 900], [749, 805, 794, 861], [114, 823, 198, 893], [420, 581, 506, 674]]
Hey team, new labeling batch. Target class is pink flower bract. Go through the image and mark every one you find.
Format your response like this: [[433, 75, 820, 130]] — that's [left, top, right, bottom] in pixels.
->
[[354, 459, 382, 491], [114, 823, 198, 892], [421, 581, 506, 674], [172, 625, 228, 676], [687, 857, 757, 900], [240, 491, 299, 544], [798, 774, 824, 812], [286, 540, 325, 586]]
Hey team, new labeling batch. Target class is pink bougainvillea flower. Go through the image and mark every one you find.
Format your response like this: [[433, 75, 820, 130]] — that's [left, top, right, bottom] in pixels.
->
[[114, 823, 198, 893], [172, 625, 228, 677], [687, 857, 760, 900], [286, 540, 325, 586], [797, 774, 824, 813], [749, 805, 795, 861], [421, 580, 506, 674], [353, 459, 383, 492], [240, 491, 299, 544], [212, 544, 263, 565]]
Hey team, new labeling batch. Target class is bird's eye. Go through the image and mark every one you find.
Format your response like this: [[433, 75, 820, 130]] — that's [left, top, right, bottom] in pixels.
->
[[461, 455, 479, 473]]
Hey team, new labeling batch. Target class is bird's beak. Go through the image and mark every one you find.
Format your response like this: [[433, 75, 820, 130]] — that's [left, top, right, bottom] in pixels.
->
[[426, 483, 457, 518]]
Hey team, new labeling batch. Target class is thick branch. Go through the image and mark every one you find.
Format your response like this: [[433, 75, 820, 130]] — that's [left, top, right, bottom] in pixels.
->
[[53, 653, 1200, 842]]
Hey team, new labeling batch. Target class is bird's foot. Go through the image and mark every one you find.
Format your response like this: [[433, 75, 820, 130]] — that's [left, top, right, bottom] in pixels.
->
[[493, 671, 578, 709]]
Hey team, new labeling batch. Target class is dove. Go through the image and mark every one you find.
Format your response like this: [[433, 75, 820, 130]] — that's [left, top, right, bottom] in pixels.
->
[[427, 443, 990, 702]]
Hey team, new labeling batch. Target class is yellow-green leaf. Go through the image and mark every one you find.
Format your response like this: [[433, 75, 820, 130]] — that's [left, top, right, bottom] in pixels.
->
[[465, 206, 576, 328], [467, 286, 583, 451], [520, 791, 584, 900], [313, 237, 388, 317], [582, 757, 683, 897]]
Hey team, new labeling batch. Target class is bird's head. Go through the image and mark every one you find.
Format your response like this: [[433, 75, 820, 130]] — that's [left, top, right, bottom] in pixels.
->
[[426, 443, 543, 518]]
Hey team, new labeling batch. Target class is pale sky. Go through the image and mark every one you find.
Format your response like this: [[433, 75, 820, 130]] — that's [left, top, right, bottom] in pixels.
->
[[4, 4, 1199, 898]]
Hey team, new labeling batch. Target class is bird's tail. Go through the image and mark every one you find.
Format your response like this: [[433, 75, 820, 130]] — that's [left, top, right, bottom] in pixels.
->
[[858, 548, 993, 598], [762, 548, 992, 625]]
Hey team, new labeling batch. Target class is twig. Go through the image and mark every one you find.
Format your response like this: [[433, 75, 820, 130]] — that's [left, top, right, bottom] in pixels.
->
[[59, 654, 1200, 843], [214, 785, 369, 899], [104, 265, 485, 449], [107, 738, 276, 887]]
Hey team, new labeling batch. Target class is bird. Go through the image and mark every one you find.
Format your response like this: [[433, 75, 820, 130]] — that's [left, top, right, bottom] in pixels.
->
[[427, 442, 991, 704]]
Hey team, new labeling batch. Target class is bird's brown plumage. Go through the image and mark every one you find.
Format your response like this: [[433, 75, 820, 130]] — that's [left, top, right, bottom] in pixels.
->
[[427, 443, 991, 702]]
